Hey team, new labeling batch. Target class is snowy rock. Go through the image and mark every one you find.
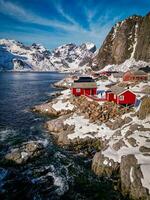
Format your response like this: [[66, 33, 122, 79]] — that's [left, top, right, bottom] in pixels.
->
[[4, 141, 45, 164]]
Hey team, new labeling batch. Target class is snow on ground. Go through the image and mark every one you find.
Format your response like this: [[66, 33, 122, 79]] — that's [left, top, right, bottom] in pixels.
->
[[131, 82, 149, 92], [130, 24, 138, 58], [52, 100, 74, 112], [64, 113, 113, 140], [101, 58, 150, 72], [130, 167, 134, 183], [101, 113, 150, 192]]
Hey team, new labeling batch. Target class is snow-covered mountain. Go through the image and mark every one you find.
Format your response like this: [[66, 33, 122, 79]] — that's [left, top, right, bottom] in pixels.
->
[[0, 39, 96, 72], [93, 12, 150, 70]]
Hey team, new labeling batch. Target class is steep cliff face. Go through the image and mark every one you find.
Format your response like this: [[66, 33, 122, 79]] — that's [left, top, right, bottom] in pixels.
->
[[93, 13, 150, 70]]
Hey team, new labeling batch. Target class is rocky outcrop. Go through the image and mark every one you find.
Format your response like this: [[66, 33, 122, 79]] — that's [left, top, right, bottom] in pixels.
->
[[45, 115, 73, 146], [4, 141, 45, 164], [33, 98, 74, 117], [93, 13, 150, 70], [107, 116, 132, 130], [92, 152, 120, 177], [71, 96, 129, 123], [33, 102, 58, 116], [92, 153, 150, 200], [137, 96, 150, 120], [120, 154, 149, 200]]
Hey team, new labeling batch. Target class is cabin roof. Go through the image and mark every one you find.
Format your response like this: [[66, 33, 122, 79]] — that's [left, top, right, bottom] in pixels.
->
[[125, 70, 147, 76], [110, 86, 127, 95], [71, 82, 97, 89], [74, 76, 95, 83], [132, 70, 147, 76]]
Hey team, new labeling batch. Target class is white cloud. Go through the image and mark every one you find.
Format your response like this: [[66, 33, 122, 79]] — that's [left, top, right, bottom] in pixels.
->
[[0, 0, 115, 49], [0, 0, 80, 32]]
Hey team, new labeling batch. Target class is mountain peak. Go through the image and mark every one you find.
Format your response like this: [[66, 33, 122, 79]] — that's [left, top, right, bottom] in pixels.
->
[[93, 12, 150, 70], [0, 39, 96, 72]]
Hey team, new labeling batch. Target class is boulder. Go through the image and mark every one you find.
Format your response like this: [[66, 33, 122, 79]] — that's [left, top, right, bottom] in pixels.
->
[[139, 146, 150, 153], [46, 117, 67, 133], [5, 141, 44, 164], [112, 139, 127, 151], [120, 154, 149, 200], [92, 151, 119, 177], [33, 103, 58, 116], [111, 118, 125, 130], [111, 117, 132, 130]]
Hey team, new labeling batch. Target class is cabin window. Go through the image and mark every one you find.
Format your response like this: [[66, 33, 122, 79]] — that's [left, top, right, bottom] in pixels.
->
[[119, 95, 124, 100], [76, 88, 81, 92]]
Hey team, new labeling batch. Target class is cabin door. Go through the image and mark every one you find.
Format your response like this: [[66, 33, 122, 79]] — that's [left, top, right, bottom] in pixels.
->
[[84, 89, 91, 95]]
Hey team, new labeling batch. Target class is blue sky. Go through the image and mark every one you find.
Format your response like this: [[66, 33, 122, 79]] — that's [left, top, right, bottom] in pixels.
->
[[0, 0, 150, 50]]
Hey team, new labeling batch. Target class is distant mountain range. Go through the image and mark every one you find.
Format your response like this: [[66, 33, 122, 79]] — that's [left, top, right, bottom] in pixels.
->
[[0, 12, 150, 72], [93, 12, 150, 70], [0, 39, 96, 72]]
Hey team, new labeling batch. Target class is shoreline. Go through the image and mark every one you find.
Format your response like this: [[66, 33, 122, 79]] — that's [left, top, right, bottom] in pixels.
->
[[32, 76, 150, 200]]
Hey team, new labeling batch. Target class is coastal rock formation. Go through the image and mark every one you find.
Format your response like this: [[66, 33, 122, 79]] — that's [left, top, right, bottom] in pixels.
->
[[120, 154, 150, 200], [92, 152, 120, 177], [33, 96, 75, 117], [93, 12, 150, 70], [4, 141, 45, 164]]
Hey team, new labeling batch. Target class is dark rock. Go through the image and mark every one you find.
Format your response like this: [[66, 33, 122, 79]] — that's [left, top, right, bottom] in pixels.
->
[[93, 13, 150, 69], [139, 146, 150, 153], [120, 154, 149, 200], [92, 151, 119, 177], [4, 141, 45, 164]]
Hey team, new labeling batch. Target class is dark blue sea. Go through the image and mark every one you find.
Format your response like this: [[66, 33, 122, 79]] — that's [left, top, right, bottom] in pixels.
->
[[0, 72, 126, 200]]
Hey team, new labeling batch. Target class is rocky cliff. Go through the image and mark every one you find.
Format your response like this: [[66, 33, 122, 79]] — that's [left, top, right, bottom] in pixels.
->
[[93, 12, 150, 70]]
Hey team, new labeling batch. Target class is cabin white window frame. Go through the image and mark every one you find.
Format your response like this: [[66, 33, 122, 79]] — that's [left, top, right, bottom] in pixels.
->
[[114, 94, 116, 99], [119, 95, 124, 101], [76, 88, 81, 92]]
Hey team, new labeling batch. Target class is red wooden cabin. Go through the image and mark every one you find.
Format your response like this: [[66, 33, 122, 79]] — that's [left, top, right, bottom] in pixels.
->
[[71, 77, 97, 96], [106, 86, 136, 105], [123, 70, 148, 82]]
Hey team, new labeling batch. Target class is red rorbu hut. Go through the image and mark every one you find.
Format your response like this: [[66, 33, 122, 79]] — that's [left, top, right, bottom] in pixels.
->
[[123, 70, 148, 82], [106, 86, 136, 105], [71, 77, 97, 96]]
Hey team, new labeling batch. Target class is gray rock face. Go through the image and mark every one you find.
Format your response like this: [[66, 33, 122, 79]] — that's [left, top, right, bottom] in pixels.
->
[[92, 152, 119, 177], [5, 141, 45, 164], [93, 13, 150, 70], [120, 154, 150, 200]]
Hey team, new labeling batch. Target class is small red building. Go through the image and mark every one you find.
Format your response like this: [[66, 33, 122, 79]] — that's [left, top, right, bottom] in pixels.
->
[[71, 77, 97, 96], [123, 70, 148, 82], [106, 86, 136, 105]]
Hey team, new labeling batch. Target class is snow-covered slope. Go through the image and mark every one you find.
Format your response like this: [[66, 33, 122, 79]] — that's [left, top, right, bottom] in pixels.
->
[[100, 58, 150, 72], [50, 43, 96, 72], [0, 39, 96, 72]]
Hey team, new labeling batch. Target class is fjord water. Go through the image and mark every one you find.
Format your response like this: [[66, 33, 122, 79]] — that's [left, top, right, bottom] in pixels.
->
[[0, 72, 124, 200]]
